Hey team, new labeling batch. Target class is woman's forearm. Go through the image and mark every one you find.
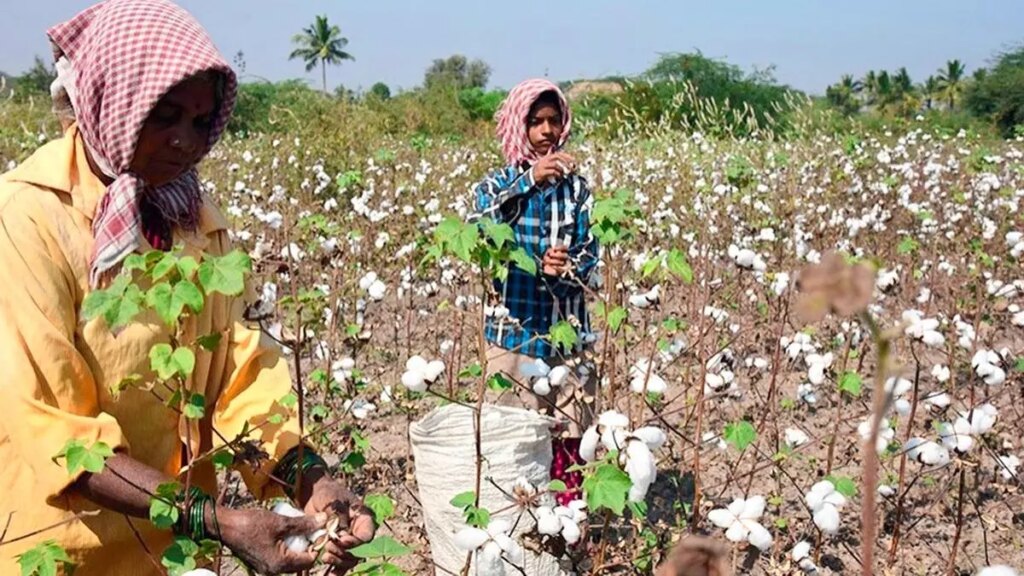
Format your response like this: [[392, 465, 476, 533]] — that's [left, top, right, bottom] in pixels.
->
[[72, 453, 176, 518]]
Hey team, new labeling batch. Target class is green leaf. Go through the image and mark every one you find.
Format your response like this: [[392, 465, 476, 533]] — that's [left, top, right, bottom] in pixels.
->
[[364, 493, 396, 523], [149, 345, 196, 381], [897, 236, 919, 255], [666, 249, 693, 283], [548, 479, 568, 492], [1015, 357, 1024, 372], [628, 500, 648, 519], [509, 247, 537, 276], [826, 475, 858, 498], [161, 536, 199, 576], [267, 413, 286, 425], [838, 371, 863, 397], [607, 307, 628, 332], [173, 281, 204, 315], [352, 431, 371, 452], [349, 536, 413, 560], [176, 256, 199, 280], [183, 393, 205, 420], [583, 463, 632, 516], [195, 332, 222, 351], [481, 220, 515, 250], [152, 252, 179, 281], [123, 253, 148, 273], [17, 540, 73, 576], [53, 439, 114, 475], [549, 320, 578, 350], [279, 392, 298, 408], [211, 450, 234, 471], [434, 217, 479, 263], [150, 482, 181, 530], [146, 282, 175, 325], [449, 491, 476, 509], [642, 254, 663, 278], [723, 421, 757, 452], [197, 250, 251, 296], [340, 451, 367, 474], [458, 363, 483, 379], [82, 275, 146, 329], [351, 561, 408, 576], [464, 506, 490, 528], [486, 373, 513, 391]]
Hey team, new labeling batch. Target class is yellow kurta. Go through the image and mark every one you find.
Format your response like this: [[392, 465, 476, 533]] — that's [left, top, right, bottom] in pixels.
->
[[0, 126, 300, 575]]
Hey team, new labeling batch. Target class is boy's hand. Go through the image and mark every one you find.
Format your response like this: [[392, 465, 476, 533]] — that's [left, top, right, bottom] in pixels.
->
[[543, 246, 570, 276], [532, 153, 577, 183]]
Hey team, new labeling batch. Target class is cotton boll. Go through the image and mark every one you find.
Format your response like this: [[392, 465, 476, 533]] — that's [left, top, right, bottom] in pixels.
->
[[536, 508, 561, 535], [784, 428, 810, 448], [813, 505, 841, 535], [632, 427, 667, 451], [424, 360, 446, 382], [548, 365, 570, 387], [560, 517, 581, 544], [406, 355, 428, 374], [476, 541, 505, 574], [997, 455, 1020, 480], [453, 527, 490, 551], [401, 370, 427, 392], [976, 566, 1019, 576], [580, 427, 600, 462], [931, 364, 951, 382], [747, 522, 773, 551], [367, 279, 387, 301], [358, 272, 378, 291], [598, 411, 630, 429], [532, 378, 551, 396], [905, 437, 950, 466]]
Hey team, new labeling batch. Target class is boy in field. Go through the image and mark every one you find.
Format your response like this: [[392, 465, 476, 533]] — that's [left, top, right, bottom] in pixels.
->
[[469, 78, 600, 502]]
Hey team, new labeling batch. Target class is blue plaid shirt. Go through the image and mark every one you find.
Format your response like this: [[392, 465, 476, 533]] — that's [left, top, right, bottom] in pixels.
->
[[469, 163, 599, 359]]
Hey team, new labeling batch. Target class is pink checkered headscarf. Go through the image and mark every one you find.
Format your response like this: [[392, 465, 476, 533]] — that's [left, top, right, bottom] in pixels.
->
[[494, 79, 572, 167], [48, 0, 237, 287]]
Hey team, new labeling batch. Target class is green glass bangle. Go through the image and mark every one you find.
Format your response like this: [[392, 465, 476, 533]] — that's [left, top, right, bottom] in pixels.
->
[[275, 447, 329, 497]]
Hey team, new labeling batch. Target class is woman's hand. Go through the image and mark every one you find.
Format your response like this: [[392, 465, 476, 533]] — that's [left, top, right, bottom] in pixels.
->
[[214, 506, 327, 575], [301, 472, 377, 574], [531, 152, 576, 183]]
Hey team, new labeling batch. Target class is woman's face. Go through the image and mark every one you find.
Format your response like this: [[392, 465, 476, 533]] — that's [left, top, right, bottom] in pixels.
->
[[527, 100, 563, 157], [130, 74, 217, 187]]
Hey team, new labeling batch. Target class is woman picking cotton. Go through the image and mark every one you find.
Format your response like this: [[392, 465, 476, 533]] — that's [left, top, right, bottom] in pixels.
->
[[0, 1, 372, 574], [469, 79, 601, 503]]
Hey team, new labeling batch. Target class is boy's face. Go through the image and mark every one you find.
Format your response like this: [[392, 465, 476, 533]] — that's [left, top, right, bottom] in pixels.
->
[[527, 102, 563, 156]]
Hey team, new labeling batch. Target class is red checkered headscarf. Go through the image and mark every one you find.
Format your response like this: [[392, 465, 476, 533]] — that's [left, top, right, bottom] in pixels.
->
[[494, 78, 572, 167], [48, 0, 237, 287]]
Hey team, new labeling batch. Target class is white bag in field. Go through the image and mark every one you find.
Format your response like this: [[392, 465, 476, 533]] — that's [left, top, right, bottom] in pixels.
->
[[410, 404, 569, 576]]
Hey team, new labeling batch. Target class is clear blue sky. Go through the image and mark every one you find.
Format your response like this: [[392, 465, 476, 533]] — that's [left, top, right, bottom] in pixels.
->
[[2, 1, 1021, 95]]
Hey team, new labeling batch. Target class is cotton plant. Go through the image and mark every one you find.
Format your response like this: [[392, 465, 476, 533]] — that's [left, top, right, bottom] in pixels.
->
[[791, 540, 818, 573], [535, 500, 587, 544], [358, 271, 387, 301], [579, 411, 665, 503], [727, 244, 767, 272], [782, 332, 816, 360], [707, 495, 773, 551], [520, 357, 571, 396], [784, 427, 810, 448], [400, 355, 446, 393], [628, 284, 661, 309], [804, 480, 847, 535], [628, 358, 668, 395], [453, 517, 524, 574], [996, 454, 1020, 480], [938, 404, 999, 454], [858, 417, 895, 454], [884, 377, 913, 416], [902, 309, 945, 348], [971, 349, 1007, 386], [904, 437, 951, 467], [976, 566, 1020, 576]]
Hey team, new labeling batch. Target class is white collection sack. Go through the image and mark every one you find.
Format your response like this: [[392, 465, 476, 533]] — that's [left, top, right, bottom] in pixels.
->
[[410, 404, 569, 576]]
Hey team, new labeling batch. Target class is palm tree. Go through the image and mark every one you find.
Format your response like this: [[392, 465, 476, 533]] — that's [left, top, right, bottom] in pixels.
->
[[937, 59, 966, 110], [289, 15, 354, 93], [862, 70, 878, 104], [921, 75, 940, 109]]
